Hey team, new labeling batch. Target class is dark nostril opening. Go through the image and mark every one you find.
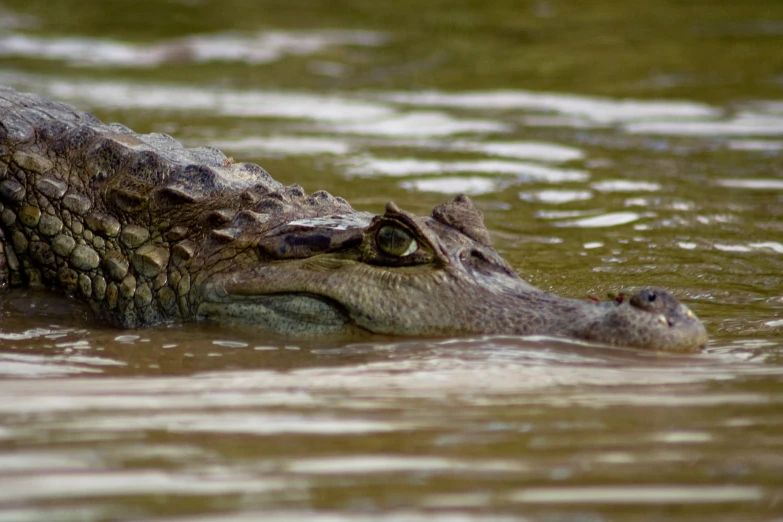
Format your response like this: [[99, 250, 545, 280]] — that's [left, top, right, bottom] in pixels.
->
[[630, 288, 657, 311]]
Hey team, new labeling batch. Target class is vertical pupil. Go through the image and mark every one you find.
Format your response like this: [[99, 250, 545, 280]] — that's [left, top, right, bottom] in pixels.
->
[[389, 228, 404, 250], [377, 225, 414, 256]]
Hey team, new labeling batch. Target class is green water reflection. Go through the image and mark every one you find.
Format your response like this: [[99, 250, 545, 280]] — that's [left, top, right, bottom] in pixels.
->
[[3, 0, 783, 100], [0, 0, 782, 520]]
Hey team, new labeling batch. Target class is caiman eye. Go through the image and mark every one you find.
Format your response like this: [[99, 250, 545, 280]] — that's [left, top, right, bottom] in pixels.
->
[[376, 224, 418, 257]]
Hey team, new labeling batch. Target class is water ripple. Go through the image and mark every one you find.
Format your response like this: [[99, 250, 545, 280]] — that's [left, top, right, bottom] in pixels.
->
[[347, 157, 588, 181], [591, 180, 662, 192], [0, 30, 387, 67], [326, 111, 509, 137], [507, 485, 763, 504], [716, 179, 783, 190], [1, 75, 394, 122], [381, 90, 718, 124], [626, 112, 783, 136], [401, 177, 499, 195], [554, 212, 642, 228]]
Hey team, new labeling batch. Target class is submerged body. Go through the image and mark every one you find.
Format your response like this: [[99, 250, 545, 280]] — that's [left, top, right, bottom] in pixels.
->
[[0, 86, 707, 351]]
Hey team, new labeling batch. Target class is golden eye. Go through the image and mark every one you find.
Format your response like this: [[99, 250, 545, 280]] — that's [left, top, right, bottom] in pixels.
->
[[376, 225, 418, 257]]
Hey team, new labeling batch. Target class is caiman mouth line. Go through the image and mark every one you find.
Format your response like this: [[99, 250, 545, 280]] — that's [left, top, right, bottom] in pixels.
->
[[197, 292, 367, 336], [0, 85, 709, 351]]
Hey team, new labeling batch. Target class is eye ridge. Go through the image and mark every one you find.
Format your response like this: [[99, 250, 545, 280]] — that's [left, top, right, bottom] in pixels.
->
[[376, 224, 418, 257]]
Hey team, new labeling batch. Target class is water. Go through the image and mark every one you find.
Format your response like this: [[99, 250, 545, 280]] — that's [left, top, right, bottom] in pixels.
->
[[1, 0, 783, 520]]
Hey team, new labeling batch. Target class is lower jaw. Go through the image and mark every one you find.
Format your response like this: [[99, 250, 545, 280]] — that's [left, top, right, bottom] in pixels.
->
[[195, 293, 366, 337]]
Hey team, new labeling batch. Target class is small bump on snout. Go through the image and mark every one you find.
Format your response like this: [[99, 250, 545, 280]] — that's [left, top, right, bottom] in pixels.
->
[[629, 288, 659, 312]]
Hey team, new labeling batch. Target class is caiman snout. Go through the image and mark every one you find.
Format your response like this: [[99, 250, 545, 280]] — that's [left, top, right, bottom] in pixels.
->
[[629, 287, 696, 327], [584, 287, 708, 352]]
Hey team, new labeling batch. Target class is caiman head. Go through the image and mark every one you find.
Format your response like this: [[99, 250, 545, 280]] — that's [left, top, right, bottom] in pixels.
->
[[196, 194, 708, 352], [0, 86, 707, 352]]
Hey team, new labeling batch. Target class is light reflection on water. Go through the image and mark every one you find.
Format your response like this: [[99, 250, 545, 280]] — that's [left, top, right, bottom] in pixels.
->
[[1, 327, 782, 519], [378, 90, 720, 123], [1, 2, 783, 520], [0, 29, 388, 67], [347, 158, 588, 181], [0, 75, 395, 121]]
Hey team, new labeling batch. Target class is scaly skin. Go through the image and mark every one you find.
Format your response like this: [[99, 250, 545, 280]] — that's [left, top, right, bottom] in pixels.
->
[[0, 86, 708, 351]]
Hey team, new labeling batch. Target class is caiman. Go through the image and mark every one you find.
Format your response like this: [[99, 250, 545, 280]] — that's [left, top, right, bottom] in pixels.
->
[[0, 85, 708, 351]]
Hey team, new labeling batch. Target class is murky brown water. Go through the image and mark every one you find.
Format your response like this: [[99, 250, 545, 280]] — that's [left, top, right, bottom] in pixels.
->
[[1, 0, 783, 520]]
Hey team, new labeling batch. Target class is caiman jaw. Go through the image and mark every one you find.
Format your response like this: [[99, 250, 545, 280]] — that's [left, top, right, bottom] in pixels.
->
[[199, 255, 708, 352], [196, 292, 366, 336]]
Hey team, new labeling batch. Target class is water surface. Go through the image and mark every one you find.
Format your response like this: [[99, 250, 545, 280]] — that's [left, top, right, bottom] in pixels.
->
[[0, 0, 782, 520]]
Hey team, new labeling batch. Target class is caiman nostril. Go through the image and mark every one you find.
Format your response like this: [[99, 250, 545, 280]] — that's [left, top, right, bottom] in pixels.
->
[[630, 288, 660, 312], [629, 288, 691, 328]]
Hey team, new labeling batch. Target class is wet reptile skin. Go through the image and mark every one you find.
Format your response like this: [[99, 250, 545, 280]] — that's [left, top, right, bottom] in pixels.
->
[[0, 86, 708, 351]]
